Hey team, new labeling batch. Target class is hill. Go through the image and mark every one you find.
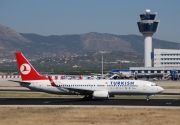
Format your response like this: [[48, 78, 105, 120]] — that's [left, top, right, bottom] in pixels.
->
[[0, 24, 180, 58]]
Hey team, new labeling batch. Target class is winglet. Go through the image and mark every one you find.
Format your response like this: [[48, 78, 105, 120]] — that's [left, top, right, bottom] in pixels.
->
[[79, 75, 83, 80], [15, 52, 48, 81], [48, 76, 57, 87]]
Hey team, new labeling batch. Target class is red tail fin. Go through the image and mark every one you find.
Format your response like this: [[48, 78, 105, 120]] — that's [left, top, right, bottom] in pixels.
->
[[15, 52, 48, 81]]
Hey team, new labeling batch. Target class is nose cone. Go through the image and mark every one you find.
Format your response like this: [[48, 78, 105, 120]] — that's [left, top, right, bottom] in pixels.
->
[[158, 87, 164, 93]]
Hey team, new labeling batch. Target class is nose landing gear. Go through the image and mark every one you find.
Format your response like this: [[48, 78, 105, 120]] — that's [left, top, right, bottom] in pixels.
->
[[146, 95, 154, 101], [146, 96, 149, 101]]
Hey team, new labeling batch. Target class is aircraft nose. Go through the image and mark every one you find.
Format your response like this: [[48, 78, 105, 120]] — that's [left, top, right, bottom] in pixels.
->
[[158, 87, 164, 93]]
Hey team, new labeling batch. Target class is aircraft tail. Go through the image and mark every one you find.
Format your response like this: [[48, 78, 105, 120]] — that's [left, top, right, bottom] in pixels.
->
[[15, 52, 48, 81]]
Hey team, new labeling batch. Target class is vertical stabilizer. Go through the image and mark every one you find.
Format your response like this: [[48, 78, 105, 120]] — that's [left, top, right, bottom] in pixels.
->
[[15, 52, 48, 81]]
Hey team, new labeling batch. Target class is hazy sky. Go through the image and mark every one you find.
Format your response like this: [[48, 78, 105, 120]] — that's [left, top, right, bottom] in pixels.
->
[[0, 0, 179, 43]]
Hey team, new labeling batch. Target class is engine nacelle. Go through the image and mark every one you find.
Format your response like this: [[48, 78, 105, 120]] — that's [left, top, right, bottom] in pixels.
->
[[93, 90, 109, 99]]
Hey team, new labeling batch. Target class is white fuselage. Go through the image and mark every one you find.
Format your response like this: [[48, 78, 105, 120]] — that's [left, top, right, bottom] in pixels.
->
[[21, 79, 164, 96]]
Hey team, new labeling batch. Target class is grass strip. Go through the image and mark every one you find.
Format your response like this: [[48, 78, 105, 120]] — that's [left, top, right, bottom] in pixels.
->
[[0, 107, 179, 125]]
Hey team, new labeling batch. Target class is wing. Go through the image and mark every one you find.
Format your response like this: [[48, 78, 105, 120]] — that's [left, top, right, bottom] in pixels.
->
[[48, 76, 93, 95], [61, 86, 94, 95], [8, 80, 31, 87], [8, 80, 31, 84]]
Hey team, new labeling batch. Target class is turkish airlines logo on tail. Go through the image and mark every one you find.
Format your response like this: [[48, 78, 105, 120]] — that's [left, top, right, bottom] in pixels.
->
[[20, 63, 31, 75]]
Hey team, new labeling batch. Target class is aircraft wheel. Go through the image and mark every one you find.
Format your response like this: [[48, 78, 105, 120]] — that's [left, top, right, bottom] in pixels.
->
[[83, 94, 93, 100], [146, 96, 149, 101]]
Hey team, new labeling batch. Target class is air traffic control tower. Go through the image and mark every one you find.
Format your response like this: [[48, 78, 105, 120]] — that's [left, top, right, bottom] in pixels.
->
[[137, 9, 160, 67]]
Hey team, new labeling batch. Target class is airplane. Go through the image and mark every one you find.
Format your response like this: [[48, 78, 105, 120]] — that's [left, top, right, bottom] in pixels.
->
[[14, 52, 164, 100], [109, 69, 133, 79]]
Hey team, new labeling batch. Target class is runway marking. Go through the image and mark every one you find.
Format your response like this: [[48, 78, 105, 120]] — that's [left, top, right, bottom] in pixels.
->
[[166, 102, 172, 105], [43, 101, 51, 104], [0, 105, 180, 109]]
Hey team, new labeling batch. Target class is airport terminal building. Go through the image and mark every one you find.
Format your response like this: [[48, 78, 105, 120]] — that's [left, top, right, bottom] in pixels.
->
[[130, 49, 180, 76], [154, 49, 180, 67]]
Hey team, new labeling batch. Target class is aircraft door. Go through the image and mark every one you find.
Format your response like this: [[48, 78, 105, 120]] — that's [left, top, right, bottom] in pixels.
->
[[143, 84, 146, 90], [33, 81, 42, 90], [32, 82, 35, 88], [90, 83, 95, 91]]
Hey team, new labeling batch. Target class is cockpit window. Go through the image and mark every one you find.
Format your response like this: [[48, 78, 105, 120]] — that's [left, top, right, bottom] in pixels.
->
[[151, 84, 158, 86]]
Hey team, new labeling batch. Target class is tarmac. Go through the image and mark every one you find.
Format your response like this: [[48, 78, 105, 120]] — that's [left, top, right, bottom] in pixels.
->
[[0, 98, 179, 107]]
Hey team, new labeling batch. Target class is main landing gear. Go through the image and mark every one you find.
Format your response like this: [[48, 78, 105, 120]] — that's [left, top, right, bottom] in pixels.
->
[[83, 94, 93, 100]]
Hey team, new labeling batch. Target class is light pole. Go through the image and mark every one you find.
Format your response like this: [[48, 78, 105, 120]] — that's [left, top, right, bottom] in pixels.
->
[[102, 52, 103, 79], [101, 51, 105, 79]]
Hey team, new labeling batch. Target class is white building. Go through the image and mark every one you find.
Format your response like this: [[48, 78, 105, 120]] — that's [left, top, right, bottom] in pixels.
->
[[130, 49, 180, 76], [154, 49, 180, 67]]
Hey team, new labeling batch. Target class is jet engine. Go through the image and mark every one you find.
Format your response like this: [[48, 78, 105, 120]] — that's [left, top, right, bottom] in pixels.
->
[[93, 90, 109, 99]]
